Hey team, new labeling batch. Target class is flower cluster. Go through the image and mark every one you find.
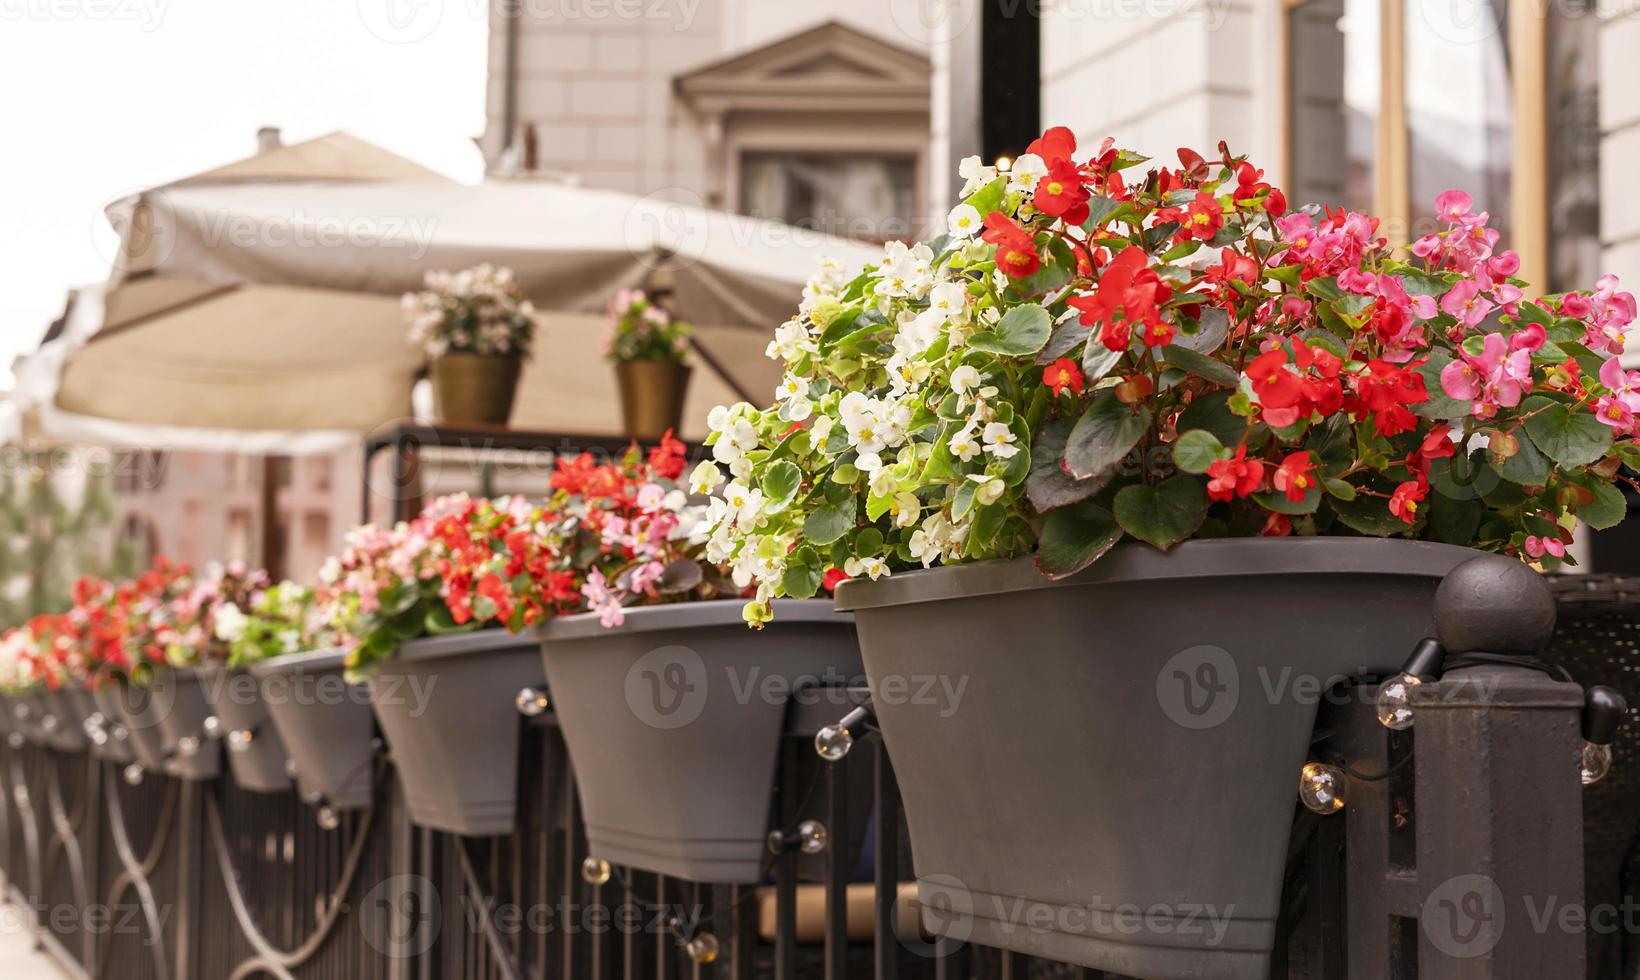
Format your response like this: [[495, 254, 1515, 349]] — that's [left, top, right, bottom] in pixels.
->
[[604, 288, 691, 364], [403, 264, 536, 359], [704, 126, 1638, 625], [160, 561, 270, 667], [214, 581, 341, 669]]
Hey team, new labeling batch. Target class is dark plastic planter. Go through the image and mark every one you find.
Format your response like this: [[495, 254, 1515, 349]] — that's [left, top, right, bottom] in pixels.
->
[[87, 684, 137, 764], [368, 630, 545, 836], [250, 648, 374, 810], [108, 678, 172, 771], [538, 600, 861, 883], [16, 691, 55, 745], [834, 538, 1479, 980], [152, 668, 221, 781], [38, 686, 89, 751], [199, 664, 290, 793]]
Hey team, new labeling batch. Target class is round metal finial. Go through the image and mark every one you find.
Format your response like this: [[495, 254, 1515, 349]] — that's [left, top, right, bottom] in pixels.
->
[[1433, 555, 1556, 655]]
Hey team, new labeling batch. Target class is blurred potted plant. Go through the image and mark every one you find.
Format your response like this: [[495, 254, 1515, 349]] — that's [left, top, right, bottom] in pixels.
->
[[404, 264, 535, 427], [605, 288, 693, 440], [205, 579, 338, 794], [709, 128, 1639, 977], [533, 436, 861, 882], [335, 492, 558, 837], [81, 560, 194, 774]]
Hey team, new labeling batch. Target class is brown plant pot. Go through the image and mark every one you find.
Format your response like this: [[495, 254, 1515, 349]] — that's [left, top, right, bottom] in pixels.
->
[[615, 359, 691, 442], [432, 352, 522, 426]]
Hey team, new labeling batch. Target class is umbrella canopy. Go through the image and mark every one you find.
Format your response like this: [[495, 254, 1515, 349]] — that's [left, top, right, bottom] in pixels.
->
[[16, 163, 879, 451]]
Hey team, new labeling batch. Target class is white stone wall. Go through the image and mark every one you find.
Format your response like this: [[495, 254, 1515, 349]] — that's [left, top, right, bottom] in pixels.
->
[[1039, 0, 1284, 181], [483, 1, 933, 198]]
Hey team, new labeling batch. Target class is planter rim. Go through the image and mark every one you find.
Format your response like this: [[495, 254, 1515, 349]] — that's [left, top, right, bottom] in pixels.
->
[[835, 538, 1482, 611], [390, 627, 535, 665], [248, 647, 349, 679], [538, 598, 849, 641]]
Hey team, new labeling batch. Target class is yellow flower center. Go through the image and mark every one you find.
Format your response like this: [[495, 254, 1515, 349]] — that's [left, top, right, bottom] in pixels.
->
[[1046, 181, 1063, 196]]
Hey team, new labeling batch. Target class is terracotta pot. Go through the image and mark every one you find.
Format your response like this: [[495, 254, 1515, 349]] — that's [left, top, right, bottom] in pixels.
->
[[431, 353, 521, 426], [833, 538, 1481, 980], [615, 359, 691, 442], [251, 648, 375, 810], [368, 631, 545, 836], [538, 600, 861, 882]]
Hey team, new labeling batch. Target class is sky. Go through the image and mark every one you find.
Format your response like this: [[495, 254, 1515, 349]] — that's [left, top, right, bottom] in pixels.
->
[[0, 0, 492, 387]]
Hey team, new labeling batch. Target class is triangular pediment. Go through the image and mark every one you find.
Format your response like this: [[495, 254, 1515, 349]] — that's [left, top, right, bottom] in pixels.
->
[[676, 20, 929, 102]]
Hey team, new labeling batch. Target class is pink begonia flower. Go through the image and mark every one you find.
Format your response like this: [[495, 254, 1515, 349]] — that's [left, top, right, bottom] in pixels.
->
[[1510, 323, 1546, 354], [1488, 251, 1521, 278], [1435, 190, 1473, 222], [1440, 280, 1496, 331], [636, 482, 666, 512], [1442, 333, 1530, 418], [1377, 273, 1439, 320], [1594, 356, 1640, 434], [628, 561, 665, 595], [1280, 295, 1311, 319], [1524, 535, 1566, 560], [581, 569, 625, 628]]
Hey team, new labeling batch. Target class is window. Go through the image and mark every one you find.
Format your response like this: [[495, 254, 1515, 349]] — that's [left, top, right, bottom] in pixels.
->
[[739, 153, 918, 242], [1285, 0, 1587, 290], [1286, 0, 1378, 216]]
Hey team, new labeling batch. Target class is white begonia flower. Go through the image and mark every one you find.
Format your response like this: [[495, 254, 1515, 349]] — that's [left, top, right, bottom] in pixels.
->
[[767, 319, 815, 362], [785, 398, 814, 422], [947, 203, 982, 239], [707, 403, 733, 431], [969, 474, 1007, 506], [776, 373, 810, 403], [950, 365, 982, 406], [689, 461, 724, 496], [1007, 153, 1047, 195], [869, 467, 897, 498], [713, 418, 759, 465], [887, 353, 931, 396], [845, 556, 890, 581], [928, 282, 970, 323], [874, 241, 936, 299], [983, 421, 1021, 459], [808, 415, 835, 453], [957, 155, 998, 196], [855, 451, 885, 474], [948, 423, 982, 463], [722, 482, 765, 528], [909, 513, 954, 566], [891, 491, 921, 528], [214, 603, 248, 643], [728, 457, 753, 480]]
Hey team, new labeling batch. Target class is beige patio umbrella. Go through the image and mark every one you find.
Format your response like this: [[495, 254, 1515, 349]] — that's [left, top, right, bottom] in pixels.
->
[[15, 140, 879, 451]]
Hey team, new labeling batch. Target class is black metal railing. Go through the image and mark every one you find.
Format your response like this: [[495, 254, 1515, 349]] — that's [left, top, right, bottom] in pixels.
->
[[0, 625, 1629, 980]]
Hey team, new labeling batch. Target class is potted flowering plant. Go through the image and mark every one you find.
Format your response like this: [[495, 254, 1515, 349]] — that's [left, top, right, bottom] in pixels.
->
[[533, 435, 861, 882], [707, 128, 1637, 976], [0, 617, 65, 748], [605, 287, 693, 440], [404, 264, 535, 426], [327, 493, 558, 836], [85, 560, 200, 773], [200, 580, 336, 793]]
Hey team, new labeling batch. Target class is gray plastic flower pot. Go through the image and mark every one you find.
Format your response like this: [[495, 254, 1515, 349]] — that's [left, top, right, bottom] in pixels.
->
[[108, 678, 172, 771], [199, 664, 291, 793], [368, 630, 545, 836], [251, 648, 374, 810], [41, 686, 90, 752], [87, 684, 136, 764], [152, 668, 221, 781], [834, 538, 1480, 980], [16, 691, 56, 745], [538, 600, 862, 883]]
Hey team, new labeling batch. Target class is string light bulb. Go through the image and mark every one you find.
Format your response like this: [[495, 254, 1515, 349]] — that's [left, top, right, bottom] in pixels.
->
[[994, 155, 1014, 173], [515, 687, 550, 717], [814, 702, 876, 761], [1375, 638, 1446, 730], [1581, 686, 1627, 786], [123, 763, 144, 786], [684, 932, 719, 965], [316, 805, 341, 831], [1298, 762, 1347, 814], [581, 857, 612, 886]]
